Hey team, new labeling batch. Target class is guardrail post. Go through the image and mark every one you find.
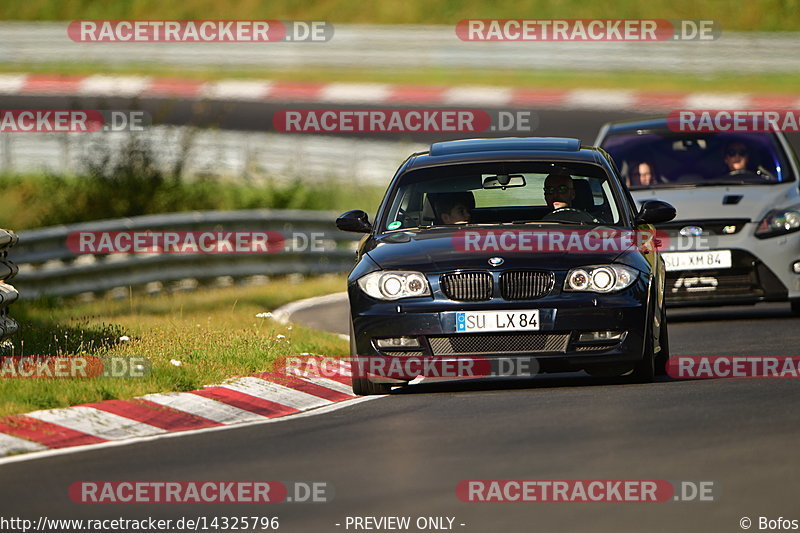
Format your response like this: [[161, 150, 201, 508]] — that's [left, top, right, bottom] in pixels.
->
[[0, 228, 20, 347], [1, 134, 11, 172]]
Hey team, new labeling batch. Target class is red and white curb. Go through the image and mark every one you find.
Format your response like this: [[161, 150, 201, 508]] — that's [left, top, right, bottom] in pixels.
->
[[0, 357, 365, 461], [2, 73, 799, 111]]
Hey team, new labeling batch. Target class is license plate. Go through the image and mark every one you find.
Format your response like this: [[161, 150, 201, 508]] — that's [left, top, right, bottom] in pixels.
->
[[456, 310, 540, 333], [662, 250, 732, 271]]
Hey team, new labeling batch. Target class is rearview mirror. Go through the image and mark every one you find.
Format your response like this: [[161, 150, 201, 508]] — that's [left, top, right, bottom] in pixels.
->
[[336, 210, 373, 233], [635, 200, 676, 225], [483, 174, 526, 189]]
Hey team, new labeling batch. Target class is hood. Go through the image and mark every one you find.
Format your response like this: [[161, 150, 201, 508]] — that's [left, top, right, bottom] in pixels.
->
[[631, 183, 799, 222], [364, 227, 642, 272]]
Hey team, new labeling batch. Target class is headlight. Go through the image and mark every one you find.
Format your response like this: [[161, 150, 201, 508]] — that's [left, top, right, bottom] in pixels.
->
[[564, 265, 638, 293], [755, 207, 800, 239], [357, 271, 431, 300]]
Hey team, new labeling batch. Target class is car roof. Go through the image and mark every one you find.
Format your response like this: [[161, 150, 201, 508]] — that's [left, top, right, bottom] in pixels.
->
[[595, 116, 794, 143], [403, 137, 608, 170]]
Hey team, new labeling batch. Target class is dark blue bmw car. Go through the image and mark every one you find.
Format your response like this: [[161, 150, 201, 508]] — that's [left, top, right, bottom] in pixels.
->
[[336, 138, 676, 395]]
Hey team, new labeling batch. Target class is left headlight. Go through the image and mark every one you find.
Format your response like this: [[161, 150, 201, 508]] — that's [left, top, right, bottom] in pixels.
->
[[755, 207, 800, 239], [357, 271, 431, 300], [563, 265, 638, 293]]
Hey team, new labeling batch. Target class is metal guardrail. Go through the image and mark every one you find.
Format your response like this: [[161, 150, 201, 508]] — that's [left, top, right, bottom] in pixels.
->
[[0, 229, 20, 342], [0, 23, 798, 74], [8, 210, 361, 300]]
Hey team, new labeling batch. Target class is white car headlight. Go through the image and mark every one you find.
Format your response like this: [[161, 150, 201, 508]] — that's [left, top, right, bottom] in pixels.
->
[[755, 207, 800, 239], [564, 265, 638, 293], [358, 271, 431, 300]]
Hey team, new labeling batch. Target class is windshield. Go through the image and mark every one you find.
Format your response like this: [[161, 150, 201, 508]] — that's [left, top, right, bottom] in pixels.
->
[[380, 161, 623, 231], [600, 130, 795, 189]]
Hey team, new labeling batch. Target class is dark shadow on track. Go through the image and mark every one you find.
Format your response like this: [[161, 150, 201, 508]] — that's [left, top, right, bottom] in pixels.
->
[[667, 302, 796, 323], [386, 372, 682, 396]]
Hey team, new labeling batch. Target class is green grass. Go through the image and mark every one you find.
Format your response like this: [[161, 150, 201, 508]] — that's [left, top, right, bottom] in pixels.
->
[[0, 274, 349, 417], [1, 2, 797, 98], [0, 133, 388, 231], [2, 0, 799, 31], [0, 172, 387, 231]]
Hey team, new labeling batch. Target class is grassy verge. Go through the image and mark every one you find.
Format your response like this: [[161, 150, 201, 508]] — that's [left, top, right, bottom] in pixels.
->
[[0, 274, 349, 417], [1, 0, 798, 31], [0, 172, 387, 231], [0, 133, 388, 230], [3, 64, 800, 95], [0, 87, 395, 229]]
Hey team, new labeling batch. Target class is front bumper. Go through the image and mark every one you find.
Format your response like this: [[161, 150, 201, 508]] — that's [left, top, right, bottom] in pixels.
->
[[660, 225, 800, 306], [348, 277, 651, 381]]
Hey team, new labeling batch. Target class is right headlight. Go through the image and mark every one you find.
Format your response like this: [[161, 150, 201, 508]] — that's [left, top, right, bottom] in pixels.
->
[[357, 271, 431, 300], [564, 265, 638, 293], [755, 207, 800, 239]]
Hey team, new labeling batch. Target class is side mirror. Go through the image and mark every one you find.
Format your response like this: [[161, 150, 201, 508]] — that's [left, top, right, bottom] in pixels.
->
[[635, 200, 676, 225], [336, 210, 373, 233]]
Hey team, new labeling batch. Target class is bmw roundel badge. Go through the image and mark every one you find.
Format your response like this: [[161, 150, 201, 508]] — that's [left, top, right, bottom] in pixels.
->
[[488, 257, 504, 267]]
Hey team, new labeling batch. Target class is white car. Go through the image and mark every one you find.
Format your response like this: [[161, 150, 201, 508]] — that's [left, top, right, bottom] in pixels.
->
[[595, 118, 800, 314]]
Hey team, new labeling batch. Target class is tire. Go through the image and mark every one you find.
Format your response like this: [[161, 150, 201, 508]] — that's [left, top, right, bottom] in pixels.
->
[[629, 303, 656, 383], [654, 307, 670, 376], [791, 301, 800, 316], [349, 322, 391, 396], [351, 373, 391, 396]]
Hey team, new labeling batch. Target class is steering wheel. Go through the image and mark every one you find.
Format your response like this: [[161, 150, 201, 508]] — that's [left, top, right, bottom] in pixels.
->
[[541, 207, 600, 224]]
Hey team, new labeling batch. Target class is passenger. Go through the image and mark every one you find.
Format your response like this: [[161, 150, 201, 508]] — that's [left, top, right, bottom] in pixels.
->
[[430, 192, 474, 224], [628, 161, 656, 187]]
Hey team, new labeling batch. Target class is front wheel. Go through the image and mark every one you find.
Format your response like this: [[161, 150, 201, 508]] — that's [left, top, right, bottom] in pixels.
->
[[628, 307, 656, 383], [351, 372, 392, 396], [350, 323, 391, 396], [654, 307, 670, 376], [791, 301, 800, 316]]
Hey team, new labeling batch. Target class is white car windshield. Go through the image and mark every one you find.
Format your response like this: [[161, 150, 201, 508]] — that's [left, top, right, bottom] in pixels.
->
[[600, 130, 795, 189]]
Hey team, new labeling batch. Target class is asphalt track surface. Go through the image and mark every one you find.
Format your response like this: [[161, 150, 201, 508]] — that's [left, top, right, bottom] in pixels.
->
[[0, 94, 644, 142], [1, 102, 799, 532], [5, 93, 800, 152], [1, 301, 799, 532]]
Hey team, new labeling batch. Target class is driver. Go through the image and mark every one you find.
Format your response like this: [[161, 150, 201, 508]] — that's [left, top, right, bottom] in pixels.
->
[[543, 172, 575, 210], [723, 141, 750, 174], [541, 172, 599, 224], [721, 141, 775, 181]]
